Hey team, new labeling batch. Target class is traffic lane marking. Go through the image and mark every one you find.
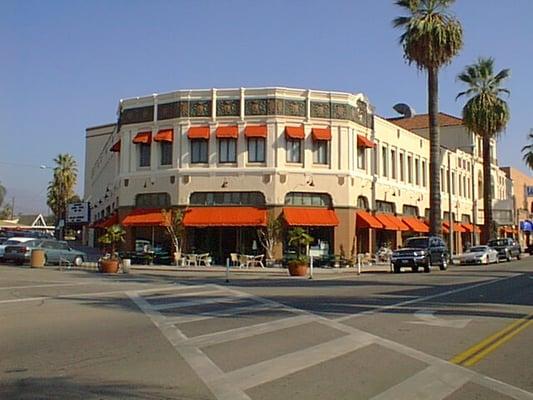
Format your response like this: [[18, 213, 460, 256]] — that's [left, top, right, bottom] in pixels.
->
[[451, 313, 533, 367]]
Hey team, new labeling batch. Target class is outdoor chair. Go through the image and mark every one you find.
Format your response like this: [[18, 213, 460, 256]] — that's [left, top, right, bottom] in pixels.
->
[[238, 254, 250, 268], [250, 254, 265, 268], [230, 253, 240, 267], [197, 253, 212, 267], [184, 254, 198, 267]]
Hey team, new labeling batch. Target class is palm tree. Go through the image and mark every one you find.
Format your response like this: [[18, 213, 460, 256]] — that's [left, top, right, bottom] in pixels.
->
[[0, 181, 5, 208], [46, 154, 78, 238], [393, 0, 463, 236], [522, 130, 533, 171], [456, 57, 510, 243]]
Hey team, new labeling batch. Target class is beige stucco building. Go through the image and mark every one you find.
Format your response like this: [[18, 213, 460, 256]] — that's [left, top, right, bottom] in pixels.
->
[[84, 87, 514, 263]]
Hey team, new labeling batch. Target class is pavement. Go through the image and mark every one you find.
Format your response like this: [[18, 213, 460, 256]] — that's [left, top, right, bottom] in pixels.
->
[[0, 258, 531, 399]]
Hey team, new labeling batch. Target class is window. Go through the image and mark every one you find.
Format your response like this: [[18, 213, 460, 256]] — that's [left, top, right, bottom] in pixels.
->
[[357, 147, 366, 170], [467, 178, 471, 198], [376, 200, 395, 213], [391, 149, 397, 179], [190, 191, 265, 206], [313, 141, 328, 164], [415, 158, 420, 185], [285, 192, 332, 207], [286, 139, 301, 163], [407, 155, 413, 183], [441, 169, 446, 192], [357, 196, 369, 209], [160, 142, 172, 165], [191, 139, 208, 163], [403, 205, 418, 216], [135, 192, 171, 208], [219, 139, 236, 163], [451, 172, 456, 195], [139, 143, 151, 167], [399, 153, 405, 182], [248, 138, 265, 163], [381, 146, 388, 177], [422, 160, 427, 187]]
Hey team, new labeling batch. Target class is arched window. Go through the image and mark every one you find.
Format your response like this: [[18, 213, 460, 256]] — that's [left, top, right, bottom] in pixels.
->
[[284, 192, 332, 207], [357, 196, 369, 210]]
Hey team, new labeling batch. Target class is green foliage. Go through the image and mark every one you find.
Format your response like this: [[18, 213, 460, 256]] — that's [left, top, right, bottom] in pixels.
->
[[522, 131, 533, 171], [98, 224, 126, 260], [0, 181, 5, 208], [46, 154, 79, 220], [0, 204, 13, 220], [287, 227, 314, 263]]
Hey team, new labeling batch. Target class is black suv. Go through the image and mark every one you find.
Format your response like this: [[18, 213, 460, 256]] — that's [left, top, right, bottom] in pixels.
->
[[487, 238, 521, 261], [391, 236, 449, 273]]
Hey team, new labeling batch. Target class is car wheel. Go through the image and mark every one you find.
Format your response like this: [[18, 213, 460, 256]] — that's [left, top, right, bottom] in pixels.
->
[[439, 256, 448, 271], [412, 266, 419, 273], [517, 253, 521, 260], [73, 256, 83, 266], [506, 251, 511, 262], [393, 264, 400, 273], [43, 255, 48, 266], [15, 260, 24, 266]]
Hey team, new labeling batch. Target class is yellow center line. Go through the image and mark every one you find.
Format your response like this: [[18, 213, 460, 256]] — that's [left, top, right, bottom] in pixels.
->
[[450, 314, 533, 367]]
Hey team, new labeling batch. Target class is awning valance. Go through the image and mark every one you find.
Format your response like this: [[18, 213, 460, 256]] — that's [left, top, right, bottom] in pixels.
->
[[122, 208, 169, 227], [216, 125, 238, 139], [188, 126, 210, 140], [154, 129, 174, 142], [110, 140, 121, 152], [386, 214, 409, 231], [443, 222, 466, 234], [282, 207, 339, 227], [402, 217, 429, 233], [311, 128, 331, 141], [374, 213, 408, 231], [356, 211, 383, 229], [244, 125, 267, 138], [182, 207, 267, 227], [285, 126, 305, 140], [133, 131, 152, 144], [357, 134, 375, 148]]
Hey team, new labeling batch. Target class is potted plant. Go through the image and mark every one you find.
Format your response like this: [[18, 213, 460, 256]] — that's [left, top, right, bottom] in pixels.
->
[[257, 214, 282, 268], [162, 208, 185, 266], [286, 227, 314, 276], [98, 224, 126, 273]]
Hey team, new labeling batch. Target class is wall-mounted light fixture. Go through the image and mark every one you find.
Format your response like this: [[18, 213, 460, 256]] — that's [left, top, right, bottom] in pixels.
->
[[221, 178, 229, 188], [306, 176, 315, 187]]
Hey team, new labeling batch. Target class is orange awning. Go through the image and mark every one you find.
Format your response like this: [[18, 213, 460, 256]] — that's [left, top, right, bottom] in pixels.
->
[[311, 128, 331, 141], [386, 215, 409, 231], [285, 126, 305, 140], [443, 222, 466, 234], [283, 208, 339, 227], [375, 214, 399, 231], [462, 223, 481, 233], [357, 134, 376, 148], [356, 211, 383, 229], [154, 129, 173, 142], [188, 126, 210, 140], [402, 217, 430, 233], [100, 213, 119, 229], [132, 131, 152, 144], [122, 208, 169, 227], [244, 125, 267, 138], [182, 207, 267, 227], [110, 140, 121, 152], [216, 125, 238, 139]]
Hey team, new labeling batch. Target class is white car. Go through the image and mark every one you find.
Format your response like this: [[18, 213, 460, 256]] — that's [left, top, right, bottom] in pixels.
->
[[0, 237, 36, 260], [453, 245, 499, 265]]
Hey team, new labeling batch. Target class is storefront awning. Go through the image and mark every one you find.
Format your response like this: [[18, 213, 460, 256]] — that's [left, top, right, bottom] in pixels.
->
[[154, 129, 174, 142], [216, 125, 238, 139], [132, 131, 152, 144], [357, 134, 376, 148], [183, 207, 267, 227], [122, 208, 169, 227], [311, 128, 331, 141], [110, 140, 121, 152], [244, 125, 267, 138], [356, 211, 383, 229], [100, 213, 119, 229], [285, 126, 305, 140], [443, 222, 466, 234], [520, 220, 533, 232], [402, 217, 429, 233], [283, 208, 339, 227], [188, 126, 210, 140], [374, 214, 408, 231], [461, 223, 481, 233]]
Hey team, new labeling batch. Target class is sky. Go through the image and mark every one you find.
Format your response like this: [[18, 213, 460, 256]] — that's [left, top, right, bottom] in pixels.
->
[[1, 0, 532, 214]]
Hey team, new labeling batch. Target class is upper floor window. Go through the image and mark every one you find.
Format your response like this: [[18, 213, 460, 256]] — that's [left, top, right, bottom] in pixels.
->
[[357, 196, 369, 209], [135, 192, 171, 208], [190, 191, 265, 206], [407, 155, 413, 184], [381, 145, 388, 177], [191, 139, 208, 164], [219, 138, 236, 163], [357, 147, 366, 170], [248, 138, 265, 163], [415, 159, 420, 185], [391, 149, 397, 179], [403, 205, 418, 216], [285, 192, 332, 207], [451, 172, 456, 195], [286, 139, 301, 163], [422, 160, 427, 187], [399, 153, 405, 182], [313, 140, 328, 165], [160, 142, 172, 166], [376, 200, 395, 214], [139, 143, 151, 167]]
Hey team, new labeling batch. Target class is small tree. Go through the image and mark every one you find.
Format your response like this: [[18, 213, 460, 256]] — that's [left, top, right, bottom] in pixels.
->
[[287, 227, 314, 264], [98, 224, 125, 260], [257, 214, 282, 260], [162, 208, 185, 255]]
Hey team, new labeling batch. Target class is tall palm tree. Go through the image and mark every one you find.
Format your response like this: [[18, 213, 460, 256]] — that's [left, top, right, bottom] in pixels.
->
[[456, 57, 510, 243], [522, 130, 533, 171], [46, 154, 78, 238], [393, 0, 463, 236], [0, 181, 5, 208]]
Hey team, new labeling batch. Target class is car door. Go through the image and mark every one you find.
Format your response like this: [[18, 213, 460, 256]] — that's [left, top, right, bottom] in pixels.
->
[[428, 238, 441, 264], [44, 241, 60, 263], [56, 241, 71, 263]]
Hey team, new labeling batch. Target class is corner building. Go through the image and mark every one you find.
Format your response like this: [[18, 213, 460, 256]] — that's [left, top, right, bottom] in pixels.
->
[[84, 87, 510, 263]]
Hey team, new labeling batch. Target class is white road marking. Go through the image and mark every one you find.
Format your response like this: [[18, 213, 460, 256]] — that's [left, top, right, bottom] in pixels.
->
[[152, 293, 251, 311], [407, 310, 472, 329], [0, 282, 86, 291]]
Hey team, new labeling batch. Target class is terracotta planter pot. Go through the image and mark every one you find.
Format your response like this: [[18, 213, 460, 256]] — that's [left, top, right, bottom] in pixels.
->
[[100, 259, 120, 273], [288, 261, 309, 277]]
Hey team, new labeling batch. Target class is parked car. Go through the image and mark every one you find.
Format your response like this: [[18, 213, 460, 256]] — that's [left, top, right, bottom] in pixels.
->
[[391, 236, 449, 273], [453, 245, 499, 265], [0, 237, 36, 261], [487, 238, 521, 261], [3, 239, 43, 265], [3, 240, 86, 266]]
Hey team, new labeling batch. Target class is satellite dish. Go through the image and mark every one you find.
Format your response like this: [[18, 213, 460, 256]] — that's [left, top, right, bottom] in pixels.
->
[[393, 103, 416, 118]]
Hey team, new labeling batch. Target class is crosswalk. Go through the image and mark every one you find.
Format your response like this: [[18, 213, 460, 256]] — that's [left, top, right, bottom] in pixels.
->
[[127, 284, 533, 400]]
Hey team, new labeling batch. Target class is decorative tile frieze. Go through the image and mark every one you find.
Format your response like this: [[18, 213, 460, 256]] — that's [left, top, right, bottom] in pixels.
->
[[245, 99, 268, 115], [158, 102, 179, 120], [120, 106, 154, 125], [216, 99, 240, 116], [190, 100, 212, 117], [332, 103, 348, 120], [179, 101, 189, 118], [284, 99, 306, 117], [310, 101, 331, 119]]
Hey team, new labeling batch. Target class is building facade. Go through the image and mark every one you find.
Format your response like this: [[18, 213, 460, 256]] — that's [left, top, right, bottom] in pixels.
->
[[84, 87, 512, 263]]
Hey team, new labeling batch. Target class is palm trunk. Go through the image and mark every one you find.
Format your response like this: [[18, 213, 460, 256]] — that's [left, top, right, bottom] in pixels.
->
[[482, 134, 493, 243], [428, 67, 442, 236]]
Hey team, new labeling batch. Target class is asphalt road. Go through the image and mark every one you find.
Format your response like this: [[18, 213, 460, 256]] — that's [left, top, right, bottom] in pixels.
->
[[0, 258, 531, 400]]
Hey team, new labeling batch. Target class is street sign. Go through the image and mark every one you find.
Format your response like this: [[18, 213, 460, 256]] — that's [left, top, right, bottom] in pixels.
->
[[67, 202, 90, 223], [526, 186, 533, 197]]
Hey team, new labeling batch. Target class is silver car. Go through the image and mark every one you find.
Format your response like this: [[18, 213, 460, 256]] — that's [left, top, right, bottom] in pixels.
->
[[453, 245, 499, 265]]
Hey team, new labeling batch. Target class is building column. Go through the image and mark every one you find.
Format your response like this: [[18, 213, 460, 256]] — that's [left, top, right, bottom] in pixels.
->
[[334, 208, 356, 257]]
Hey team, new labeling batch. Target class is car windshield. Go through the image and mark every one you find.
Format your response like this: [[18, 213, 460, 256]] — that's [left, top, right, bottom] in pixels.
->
[[468, 246, 487, 252], [404, 238, 429, 248], [5, 239, 24, 245], [488, 239, 507, 247]]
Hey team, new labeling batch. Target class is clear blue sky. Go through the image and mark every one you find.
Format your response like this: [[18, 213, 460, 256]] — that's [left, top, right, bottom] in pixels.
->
[[1, 0, 532, 214]]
